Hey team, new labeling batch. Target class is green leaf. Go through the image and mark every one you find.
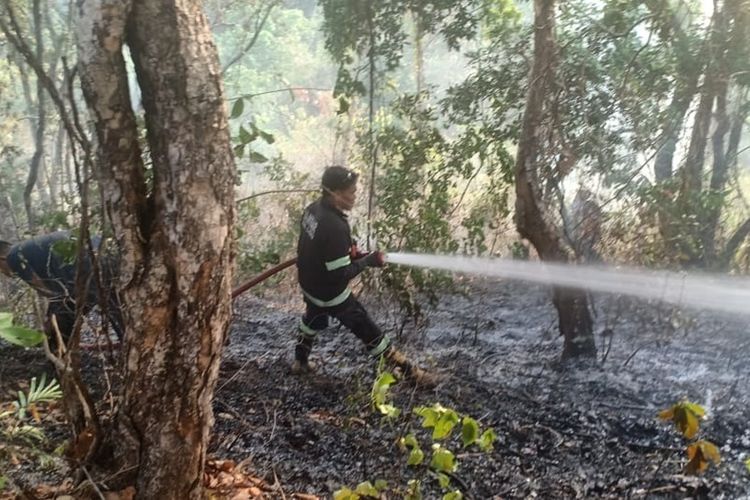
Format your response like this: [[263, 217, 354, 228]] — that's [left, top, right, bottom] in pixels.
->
[[248, 151, 269, 163], [660, 401, 704, 439], [0, 475, 6, 490], [233, 144, 245, 159], [374, 479, 387, 490], [258, 129, 275, 144], [461, 417, 480, 447], [354, 481, 379, 497], [433, 410, 460, 440], [372, 372, 397, 406], [337, 96, 350, 115], [12, 424, 45, 443], [401, 433, 424, 465], [0, 312, 13, 328], [686, 440, 721, 474], [430, 445, 456, 473], [478, 428, 497, 451], [53, 443, 67, 456], [250, 123, 276, 144], [406, 479, 422, 500], [377, 403, 400, 419], [0, 324, 46, 347], [239, 125, 253, 144], [17, 389, 27, 420], [415, 406, 439, 428], [402, 433, 419, 449], [683, 402, 706, 418], [27, 374, 62, 404], [230, 98, 244, 119], [333, 487, 359, 500], [51, 238, 77, 264], [408, 447, 425, 466], [443, 491, 463, 500], [436, 472, 451, 488], [376, 371, 397, 388]]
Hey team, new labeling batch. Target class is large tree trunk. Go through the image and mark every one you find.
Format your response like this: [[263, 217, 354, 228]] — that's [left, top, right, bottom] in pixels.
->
[[77, 0, 235, 497], [514, 0, 595, 361]]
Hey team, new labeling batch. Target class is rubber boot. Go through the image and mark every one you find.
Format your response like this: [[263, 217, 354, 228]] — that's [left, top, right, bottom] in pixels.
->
[[291, 359, 315, 374], [384, 347, 439, 388], [291, 335, 316, 374]]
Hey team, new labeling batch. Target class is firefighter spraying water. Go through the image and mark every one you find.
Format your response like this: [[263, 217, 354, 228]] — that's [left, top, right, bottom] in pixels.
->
[[290, 165, 437, 386]]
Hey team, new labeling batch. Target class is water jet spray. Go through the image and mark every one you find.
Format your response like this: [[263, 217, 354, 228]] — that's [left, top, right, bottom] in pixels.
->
[[386, 253, 750, 317]]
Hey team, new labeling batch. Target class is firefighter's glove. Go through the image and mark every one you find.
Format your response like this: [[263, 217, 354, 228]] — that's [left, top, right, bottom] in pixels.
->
[[364, 251, 386, 268]]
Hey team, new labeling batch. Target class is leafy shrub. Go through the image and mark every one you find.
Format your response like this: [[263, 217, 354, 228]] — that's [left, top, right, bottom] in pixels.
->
[[659, 400, 721, 474], [337, 367, 496, 499]]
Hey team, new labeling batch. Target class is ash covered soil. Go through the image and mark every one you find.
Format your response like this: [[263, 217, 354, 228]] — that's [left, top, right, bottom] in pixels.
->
[[215, 278, 750, 499], [2, 278, 750, 499]]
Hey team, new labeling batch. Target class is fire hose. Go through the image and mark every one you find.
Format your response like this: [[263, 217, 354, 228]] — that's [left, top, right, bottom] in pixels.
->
[[232, 257, 297, 299], [231, 251, 381, 300]]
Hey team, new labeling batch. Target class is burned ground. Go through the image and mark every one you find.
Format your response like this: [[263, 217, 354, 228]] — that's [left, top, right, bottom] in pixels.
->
[[212, 278, 750, 498], [1, 278, 749, 498]]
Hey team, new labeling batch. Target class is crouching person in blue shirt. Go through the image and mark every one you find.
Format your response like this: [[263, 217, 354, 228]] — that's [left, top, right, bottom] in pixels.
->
[[0, 231, 123, 350]]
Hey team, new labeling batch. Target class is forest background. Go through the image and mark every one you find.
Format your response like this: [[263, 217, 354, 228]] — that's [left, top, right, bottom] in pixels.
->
[[3, 0, 748, 289]]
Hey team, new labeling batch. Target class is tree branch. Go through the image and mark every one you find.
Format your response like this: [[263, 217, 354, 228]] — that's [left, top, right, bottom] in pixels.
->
[[236, 188, 318, 205], [0, 3, 88, 152], [228, 86, 331, 102], [721, 217, 750, 267], [221, 0, 279, 75]]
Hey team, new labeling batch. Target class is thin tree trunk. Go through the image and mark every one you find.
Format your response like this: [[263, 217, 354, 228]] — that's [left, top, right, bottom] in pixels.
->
[[678, 88, 714, 201], [721, 217, 750, 267], [514, 0, 595, 361], [705, 35, 748, 267], [724, 94, 748, 173], [365, 1, 377, 250], [24, 0, 47, 231], [677, 4, 725, 207], [696, 1, 745, 265], [644, 0, 704, 183], [654, 82, 696, 182], [670, 4, 731, 265], [51, 122, 66, 207], [701, 80, 730, 263], [77, 0, 235, 496], [414, 14, 425, 95], [654, 82, 697, 257]]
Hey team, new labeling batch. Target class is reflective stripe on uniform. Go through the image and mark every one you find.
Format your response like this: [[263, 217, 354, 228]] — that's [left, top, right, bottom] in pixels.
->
[[302, 287, 351, 308], [369, 335, 391, 357], [299, 321, 319, 337], [325, 255, 351, 271]]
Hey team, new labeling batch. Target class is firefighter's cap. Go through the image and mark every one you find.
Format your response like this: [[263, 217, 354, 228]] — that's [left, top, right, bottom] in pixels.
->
[[321, 165, 358, 192]]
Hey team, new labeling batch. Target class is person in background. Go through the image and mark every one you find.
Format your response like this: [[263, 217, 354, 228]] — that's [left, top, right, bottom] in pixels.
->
[[0, 231, 122, 349], [294, 165, 436, 386], [569, 187, 603, 263]]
